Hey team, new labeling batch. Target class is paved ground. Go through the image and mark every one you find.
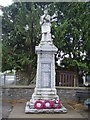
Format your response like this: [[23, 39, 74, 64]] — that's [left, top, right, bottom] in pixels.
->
[[8, 103, 88, 119], [2, 102, 12, 118]]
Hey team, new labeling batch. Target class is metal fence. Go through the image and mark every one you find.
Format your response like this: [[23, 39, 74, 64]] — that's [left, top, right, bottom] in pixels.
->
[[56, 71, 78, 87]]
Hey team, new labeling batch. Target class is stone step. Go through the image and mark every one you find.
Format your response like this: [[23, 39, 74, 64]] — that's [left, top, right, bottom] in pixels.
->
[[32, 94, 59, 101]]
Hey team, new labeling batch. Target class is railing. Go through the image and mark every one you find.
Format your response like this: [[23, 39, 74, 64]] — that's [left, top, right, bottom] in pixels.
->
[[56, 71, 78, 87]]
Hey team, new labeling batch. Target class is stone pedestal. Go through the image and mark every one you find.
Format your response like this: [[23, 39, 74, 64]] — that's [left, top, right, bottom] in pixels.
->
[[32, 43, 58, 102], [25, 42, 67, 113]]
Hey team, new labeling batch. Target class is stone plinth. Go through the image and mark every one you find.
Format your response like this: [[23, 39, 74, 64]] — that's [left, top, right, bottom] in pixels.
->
[[25, 42, 67, 113], [25, 102, 67, 113]]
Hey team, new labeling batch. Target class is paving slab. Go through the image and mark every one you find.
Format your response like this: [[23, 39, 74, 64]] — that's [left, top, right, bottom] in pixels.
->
[[9, 103, 86, 119]]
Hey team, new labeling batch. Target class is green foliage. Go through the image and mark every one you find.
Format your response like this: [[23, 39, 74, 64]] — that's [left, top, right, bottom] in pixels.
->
[[2, 2, 42, 84], [53, 2, 90, 74], [2, 2, 90, 84]]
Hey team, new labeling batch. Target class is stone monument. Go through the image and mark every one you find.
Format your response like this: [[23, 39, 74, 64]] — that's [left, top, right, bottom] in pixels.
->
[[25, 7, 67, 113]]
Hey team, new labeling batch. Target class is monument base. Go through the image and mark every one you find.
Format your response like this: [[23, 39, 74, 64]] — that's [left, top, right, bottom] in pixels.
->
[[25, 101, 67, 113], [31, 88, 59, 102]]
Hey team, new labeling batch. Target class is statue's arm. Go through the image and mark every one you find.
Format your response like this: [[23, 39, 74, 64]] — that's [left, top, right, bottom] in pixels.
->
[[40, 14, 46, 25], [40, 15, 51, 25], [40, 16, 43, 25], [51, 12, 58, 22]]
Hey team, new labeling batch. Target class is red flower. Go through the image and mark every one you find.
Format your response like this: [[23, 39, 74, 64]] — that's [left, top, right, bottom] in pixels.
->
[[43, 100, 52, 109], [34, 100, 43, 109], [52, 100, 61, 109]]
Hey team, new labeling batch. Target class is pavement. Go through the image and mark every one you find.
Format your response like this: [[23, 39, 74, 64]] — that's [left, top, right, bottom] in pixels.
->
[[2, 102, 12, 118], [8, 103, 88, 119]]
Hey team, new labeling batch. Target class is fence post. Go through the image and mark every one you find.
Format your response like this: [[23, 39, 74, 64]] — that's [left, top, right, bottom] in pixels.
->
[[74, 75, 75, 87]]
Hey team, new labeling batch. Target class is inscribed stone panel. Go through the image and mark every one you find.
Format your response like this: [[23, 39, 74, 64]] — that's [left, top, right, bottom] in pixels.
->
[[41, 63, 51, 88]]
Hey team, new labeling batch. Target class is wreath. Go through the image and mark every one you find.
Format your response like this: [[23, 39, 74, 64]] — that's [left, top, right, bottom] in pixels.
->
[[52, 100, 61, 109], [34, 100, 43, 109], [43, 100, 52, 109]]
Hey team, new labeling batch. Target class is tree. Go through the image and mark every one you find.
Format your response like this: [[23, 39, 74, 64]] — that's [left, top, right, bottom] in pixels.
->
[[53, 3, 90, 73], [2, 2, 90, 85], [2, 2, 42, 84]]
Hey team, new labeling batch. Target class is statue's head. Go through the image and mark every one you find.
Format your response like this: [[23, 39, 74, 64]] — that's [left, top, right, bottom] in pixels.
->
[[44, 9, 48, 15]]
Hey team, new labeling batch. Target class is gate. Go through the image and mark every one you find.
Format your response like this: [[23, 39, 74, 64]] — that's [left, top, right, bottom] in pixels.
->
[[56, 71, 78, 87]]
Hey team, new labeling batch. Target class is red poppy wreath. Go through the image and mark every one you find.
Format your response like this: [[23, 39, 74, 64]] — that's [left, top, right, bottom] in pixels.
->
[[34, 100, 43, 109], [52, 100, 61, 109], [43, 100, 52, 109]]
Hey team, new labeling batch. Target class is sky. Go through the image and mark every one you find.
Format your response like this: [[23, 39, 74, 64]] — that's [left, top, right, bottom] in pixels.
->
[[0, 0, 13, 15], [0, 0, 13, 7]]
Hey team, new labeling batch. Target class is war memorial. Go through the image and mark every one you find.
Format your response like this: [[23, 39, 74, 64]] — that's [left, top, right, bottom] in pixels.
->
[[25, 7, 67, 113]]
